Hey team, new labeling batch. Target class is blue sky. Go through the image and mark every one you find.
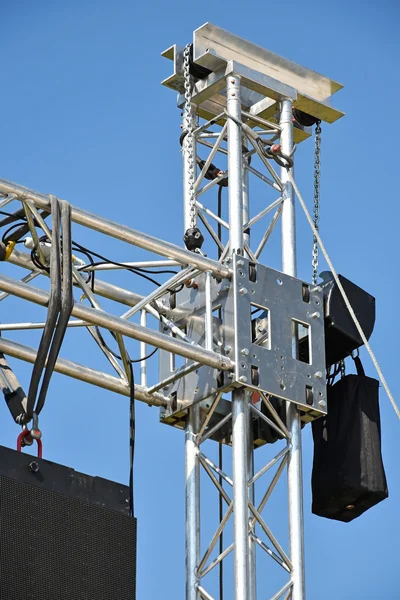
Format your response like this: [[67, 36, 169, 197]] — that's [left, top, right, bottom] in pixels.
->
[[1, 1, 399, 598]]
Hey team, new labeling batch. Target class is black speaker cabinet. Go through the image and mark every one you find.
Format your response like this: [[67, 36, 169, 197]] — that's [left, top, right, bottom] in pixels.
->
[[0, 445, 137, 600]]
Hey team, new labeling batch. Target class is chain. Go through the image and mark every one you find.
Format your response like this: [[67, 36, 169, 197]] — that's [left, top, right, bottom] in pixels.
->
[[183, 44, 196, 229], [312, 121, 322, 285], [340, 359, 346, 378]]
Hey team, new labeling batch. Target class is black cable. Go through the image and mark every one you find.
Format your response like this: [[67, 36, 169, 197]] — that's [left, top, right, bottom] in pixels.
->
[[128, 361, 135, 517], [1, 222, 26, 244], [217, 183, 224, 600], [86, 261, 179, 276], [94, 327, 158, 363]]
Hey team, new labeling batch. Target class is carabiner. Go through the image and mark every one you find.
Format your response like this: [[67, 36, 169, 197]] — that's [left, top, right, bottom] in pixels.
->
[[17, 430, 42, 458]]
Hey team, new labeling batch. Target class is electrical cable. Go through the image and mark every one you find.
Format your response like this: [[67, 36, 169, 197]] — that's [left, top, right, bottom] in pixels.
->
[[128, 361, 135, 517], [217, 182, 224, 600], [289, 172, 400, 420]]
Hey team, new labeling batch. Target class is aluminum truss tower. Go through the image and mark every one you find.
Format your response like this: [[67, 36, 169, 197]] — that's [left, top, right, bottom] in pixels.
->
[[0, 23, 343, 600]]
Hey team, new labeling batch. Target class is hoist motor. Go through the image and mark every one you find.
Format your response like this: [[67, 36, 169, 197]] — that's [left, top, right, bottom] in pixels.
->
[[319, 271, 375, 366]]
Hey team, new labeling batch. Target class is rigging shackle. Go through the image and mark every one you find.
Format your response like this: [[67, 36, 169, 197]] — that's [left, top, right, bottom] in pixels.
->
[[17, 430, 43, 459]]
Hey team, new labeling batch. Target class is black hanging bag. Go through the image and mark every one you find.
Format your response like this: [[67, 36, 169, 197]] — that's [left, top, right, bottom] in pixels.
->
[[311, 356, 388, 522]]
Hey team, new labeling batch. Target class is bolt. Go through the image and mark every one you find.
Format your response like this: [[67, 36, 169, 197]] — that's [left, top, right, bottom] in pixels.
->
[[29, 461, 39, 473], [220, 361, 227, 368], [318, 399, 327, 408], [239, 376, 247, 383], [241, 348, 249, 356], [237, 259, 244, 266], [314, 371, 323, 380], [224, 345, 232, 354], [310, 311, 321, 319], [194, 388, 199, 393], [231, 79, 235, 84], [228, 373, 235, 379], [239, 287, 248, 295], [231, 93, 236, 97], [257, 325, 265, 332]]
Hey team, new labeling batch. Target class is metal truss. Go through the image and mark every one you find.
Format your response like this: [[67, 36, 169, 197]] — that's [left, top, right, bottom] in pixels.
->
[[0, 22, 343, 600]]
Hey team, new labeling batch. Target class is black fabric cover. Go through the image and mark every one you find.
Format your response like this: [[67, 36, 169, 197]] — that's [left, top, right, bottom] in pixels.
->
[[311, 358, 388, 522]]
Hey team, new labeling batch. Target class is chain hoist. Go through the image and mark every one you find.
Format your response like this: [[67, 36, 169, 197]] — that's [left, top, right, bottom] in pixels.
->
[[312, 121, 322, 285], [182, 44, 197, 231]]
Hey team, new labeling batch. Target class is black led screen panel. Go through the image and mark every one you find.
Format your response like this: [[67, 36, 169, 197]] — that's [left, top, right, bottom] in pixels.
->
[[0, 445, 136, 600]]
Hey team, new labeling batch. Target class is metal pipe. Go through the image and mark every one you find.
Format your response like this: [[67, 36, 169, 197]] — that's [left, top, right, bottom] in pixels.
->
[[199, 543, 234, 580], [226, 74, 244, 254], [246, 163, 282, 191], [248, 446, 289, 487], [247, 395, 256, 600], [198, 455, 231, 506], [232, 387, 249, 598], [227, 73, 249, 599], [0, 271, 41, 303], [194, 123, 227, 193], [245, 197, 282, 229], [0, 274, 234, 372], [241, 110, 282, 131], [269, 582, 293, 600], [198, 503, 233, 575], [199, 411, 231, 445], [147, 361, 201, 395], [0, 336, 167, 407], [183, 99, 201, 600], [195, 200, 229, 230], [83, 260, 180, 271], [196, 585, 215, 600], [0, 179, 231, 280], [140, 310, 147, 388], [280, 98, 305, 600], [250, 534, 291, 573], [0, 320, 88, 331], [197, 391, 223, 440], [198, 452, 233, 487], [255, 204, 283, 259], [8, 248, 146, 309], [120, 265, 195, 320]]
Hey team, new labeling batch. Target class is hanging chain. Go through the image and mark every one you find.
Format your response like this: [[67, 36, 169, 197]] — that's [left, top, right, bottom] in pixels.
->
[[183, 44, 196, 229], [340, 359, 346, 378], [312, 121, 322, 285]]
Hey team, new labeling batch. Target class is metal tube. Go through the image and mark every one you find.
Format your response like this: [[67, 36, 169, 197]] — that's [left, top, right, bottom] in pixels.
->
[[198, 503, 233, 575], [227, 73, 250, 599], [197, 391, 223, 440], [269, 582, 293, 600], [255, 204, 283, 259], [195, 200, 229, 230], [232, 387, 249, 598], [198, 455, 231, 506], [246, 163, 282, 191], [251, 534, 291, 573], [0, 274, 234, 372], [198, 452, 233, 487], [183, 98, 201, 600], [0, 320, 88, 331], [120, 265, 195, 320], [140, 310, 147, 387], [8, 248, 146, 309], [248, 446, 289, 487], [0, 179, 231, 279], [0, 336, 167, 407], [280, 98, 305, 600], [199, 543, 234, 580], [247, 396, 256, 600], [226, 74, 244, 254], [83, 260, 180, 271], [147, 361, 201, 395], [194, 123, 227, 193], [196, 585, 215, 600], [199, 411, 231, 444], [245, 197, 282, 229]]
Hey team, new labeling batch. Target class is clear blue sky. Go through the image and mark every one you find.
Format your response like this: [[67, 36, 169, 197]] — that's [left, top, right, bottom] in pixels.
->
[[1, 1, 399, 599]]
